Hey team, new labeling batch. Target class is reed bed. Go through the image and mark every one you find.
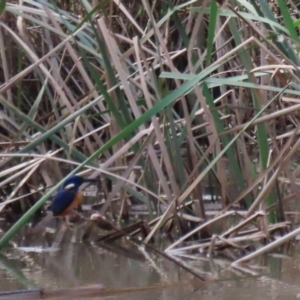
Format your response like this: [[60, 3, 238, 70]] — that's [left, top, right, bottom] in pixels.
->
[[0, 0, 300, 276]]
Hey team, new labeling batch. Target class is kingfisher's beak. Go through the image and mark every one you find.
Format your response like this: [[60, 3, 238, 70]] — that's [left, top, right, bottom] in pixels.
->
[[84, 178, 99, 183], [83, 178, 100, 187]]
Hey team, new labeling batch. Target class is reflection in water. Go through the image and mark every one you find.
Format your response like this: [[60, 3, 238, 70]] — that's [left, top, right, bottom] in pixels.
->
[[1, 235, 300, 299]]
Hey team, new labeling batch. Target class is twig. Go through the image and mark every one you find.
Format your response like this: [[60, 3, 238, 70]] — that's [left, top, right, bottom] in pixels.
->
[[91, 214, 206, 281], [232, 226, 300, 265]]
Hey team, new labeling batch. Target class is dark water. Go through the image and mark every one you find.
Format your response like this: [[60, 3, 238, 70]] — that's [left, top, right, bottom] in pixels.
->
[[1, 229, 300, 300]]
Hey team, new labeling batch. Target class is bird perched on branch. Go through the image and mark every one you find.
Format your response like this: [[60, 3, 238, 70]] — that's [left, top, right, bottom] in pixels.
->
[[29, 175, 98, 235], [50, 175, 97, 217]]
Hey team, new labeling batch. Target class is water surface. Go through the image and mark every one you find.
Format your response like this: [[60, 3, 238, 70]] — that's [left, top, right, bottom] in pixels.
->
[[1, 232, 300, 299]]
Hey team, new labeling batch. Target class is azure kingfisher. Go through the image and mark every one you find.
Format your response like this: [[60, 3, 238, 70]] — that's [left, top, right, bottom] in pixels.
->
[[29, 175, 97, 235], [50, 175, 97, 217]]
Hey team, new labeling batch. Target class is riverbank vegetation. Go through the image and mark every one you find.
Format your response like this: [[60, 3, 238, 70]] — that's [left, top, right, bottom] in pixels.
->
[[0, 0, 300, 272]]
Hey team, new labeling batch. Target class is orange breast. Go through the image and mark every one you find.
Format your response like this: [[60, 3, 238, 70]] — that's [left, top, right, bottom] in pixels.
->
[[61, 190, 83, 216]]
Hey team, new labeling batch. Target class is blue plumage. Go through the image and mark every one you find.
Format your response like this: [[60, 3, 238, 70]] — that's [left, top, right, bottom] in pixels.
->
[[62, 175, 85, 189], [50, 175, 93, 217], [50, 189, 79, 216]]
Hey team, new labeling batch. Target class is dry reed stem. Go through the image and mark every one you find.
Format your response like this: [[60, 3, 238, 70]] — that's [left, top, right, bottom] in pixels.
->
[[45, 7, 106, 149], [246, 123, 300, 217], [100, 129, 157, 215], [171, 221, 291, 253], [0, 153, 164, 210], [141, 0, 184, 198], [169, 233, 267, 253], [221, 122, 298, 213], [2, 0, 300, 265], [232, 225, 300, 265], [0, 22, 85, 106], [221, 211, 265, 238], [5, 162, 42, 202], [165, 211, 236, 252], [133, 36, 176, 200]]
